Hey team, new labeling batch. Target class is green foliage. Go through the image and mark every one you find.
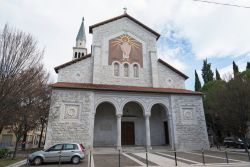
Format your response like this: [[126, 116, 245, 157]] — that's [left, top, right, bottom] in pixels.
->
[[202, 59, 214, 84], [201, 80, 225, 111], [200, 61, 250, 140], [195, 70, 201, 91], [240, 69, 250, 79], [215, 69, 221, 80], [233, 61, 239, 76], [246, 62, 250, 70], [0, 148, 8, 159]]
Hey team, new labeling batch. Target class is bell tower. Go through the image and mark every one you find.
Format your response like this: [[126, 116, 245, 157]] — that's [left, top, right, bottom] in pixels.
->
[[73, 17, 87, 59]]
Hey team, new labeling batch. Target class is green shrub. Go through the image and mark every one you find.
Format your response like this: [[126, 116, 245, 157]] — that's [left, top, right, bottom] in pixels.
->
[[0, 148, 8, 159]]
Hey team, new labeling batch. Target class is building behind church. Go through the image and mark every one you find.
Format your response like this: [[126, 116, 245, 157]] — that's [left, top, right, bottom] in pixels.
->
[[45, 12, 209, 151]]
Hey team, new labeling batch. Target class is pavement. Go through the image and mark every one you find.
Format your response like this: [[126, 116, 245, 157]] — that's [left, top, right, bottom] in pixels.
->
[[16, 148, 250, 167]]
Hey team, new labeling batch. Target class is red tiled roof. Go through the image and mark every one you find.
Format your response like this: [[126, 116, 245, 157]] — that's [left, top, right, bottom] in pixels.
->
[[54, 54, 91, 73], [158, 59, 189, 80], [51, 82, 201, 95], [89, 13, 161, 40]]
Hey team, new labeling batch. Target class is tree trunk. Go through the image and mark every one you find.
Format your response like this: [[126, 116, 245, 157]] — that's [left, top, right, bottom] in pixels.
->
[[12, 138, 19, 159], [38, 124, 44, 148], [22, 131, 27, 150], [0, 126, 3, 134]]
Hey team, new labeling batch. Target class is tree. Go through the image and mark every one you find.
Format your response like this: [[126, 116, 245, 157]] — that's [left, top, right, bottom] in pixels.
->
[[202, 59, 214, 84], [211, 74, 250, 150], [36, 82, 51, 148], [10, 67, 48, 158], [233, 61, 239, 76], [195, 70, 201, 91], [201, 80, 225, 141], [246, 62, 250, 70], [0, 24, 43, 130], [0, 24, 49, 158], [215, 69, 221, 80]]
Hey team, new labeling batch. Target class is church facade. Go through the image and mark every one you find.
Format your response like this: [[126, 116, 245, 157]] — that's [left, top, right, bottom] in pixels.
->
[[45, 13, 209, 151]]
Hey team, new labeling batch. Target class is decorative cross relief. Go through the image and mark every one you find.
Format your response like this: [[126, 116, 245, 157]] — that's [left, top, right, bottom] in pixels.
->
[[64, 104, 80, 120], [181, 107, 197, 125]]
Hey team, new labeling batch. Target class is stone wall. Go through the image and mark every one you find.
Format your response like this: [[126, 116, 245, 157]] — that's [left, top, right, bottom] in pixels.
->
[[91, 17, 157, 87], [157, 61, 185, 89], [44, 89, 94, 149], [45, 89, 209, 151], [171, 95, 209, 151], [57, 56, 93, 83]]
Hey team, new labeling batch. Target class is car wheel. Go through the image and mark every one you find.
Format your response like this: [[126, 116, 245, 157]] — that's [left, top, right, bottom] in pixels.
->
[[33, 157, 42, 166], [71, 156, 80, 164]]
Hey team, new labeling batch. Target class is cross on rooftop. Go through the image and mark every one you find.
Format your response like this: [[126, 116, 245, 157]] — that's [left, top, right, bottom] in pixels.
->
[[123, 7, 127, 14]]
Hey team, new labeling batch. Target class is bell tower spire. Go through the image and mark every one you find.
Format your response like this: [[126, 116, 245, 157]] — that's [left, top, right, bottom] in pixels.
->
[[73, 17, 87, 59]]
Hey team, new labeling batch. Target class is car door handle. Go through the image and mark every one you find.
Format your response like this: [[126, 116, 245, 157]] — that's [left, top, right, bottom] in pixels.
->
[[71, 151, 75, 152]]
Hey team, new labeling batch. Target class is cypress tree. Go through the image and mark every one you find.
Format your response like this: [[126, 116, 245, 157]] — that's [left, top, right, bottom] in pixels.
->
[[202, 59, 214, 84], [246, 62, 250, 70], [215, 68, 221, 80], [195, 70, 201, 91], [233, 61, 239, 76]]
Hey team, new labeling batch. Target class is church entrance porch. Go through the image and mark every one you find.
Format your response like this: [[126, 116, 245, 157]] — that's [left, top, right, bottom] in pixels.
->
[[94, 102, 117, 147], [93, 97, 172, 150], [150, 103, 170, 146], [122, 102, 146, 146]]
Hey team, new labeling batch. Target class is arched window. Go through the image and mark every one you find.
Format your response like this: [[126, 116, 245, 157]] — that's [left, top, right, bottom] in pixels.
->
[[82, 53, 84, 57], [74, 52, 77, 58], [124, 64, 129, 77], [114, 63, 120, 76], [78, 52, 80, 58], [133, 64, 139, 78]]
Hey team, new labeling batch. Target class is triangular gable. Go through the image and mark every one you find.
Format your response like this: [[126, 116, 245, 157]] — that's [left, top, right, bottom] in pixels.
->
[[89, 13, 160, 40], [158, 58, 189, 79], [54, 54, 91, 73]]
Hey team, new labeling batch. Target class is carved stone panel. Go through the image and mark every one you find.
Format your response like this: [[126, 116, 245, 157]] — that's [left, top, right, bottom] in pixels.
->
[[181, 107, 197, 125], [63, 104, 80, 120]]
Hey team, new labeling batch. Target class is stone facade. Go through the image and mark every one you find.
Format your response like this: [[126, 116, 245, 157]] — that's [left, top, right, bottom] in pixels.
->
[[57, 56, 93, 83], [45, 13, 209, 151]]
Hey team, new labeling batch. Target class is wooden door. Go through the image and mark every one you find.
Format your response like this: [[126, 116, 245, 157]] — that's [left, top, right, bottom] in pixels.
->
[[122, 122, 135, 145], [164, 121, 170, 145]]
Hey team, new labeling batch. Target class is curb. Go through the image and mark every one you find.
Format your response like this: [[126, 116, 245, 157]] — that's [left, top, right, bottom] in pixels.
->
[[6, 159, 27, 167]]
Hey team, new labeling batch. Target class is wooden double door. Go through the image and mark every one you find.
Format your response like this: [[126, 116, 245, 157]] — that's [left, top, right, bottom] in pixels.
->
[[121, 122, 135, 145]]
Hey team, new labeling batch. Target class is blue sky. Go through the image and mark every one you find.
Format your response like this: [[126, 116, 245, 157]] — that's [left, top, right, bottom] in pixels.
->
[[157, 21, 250, 89], [1, 0, 250, 90]]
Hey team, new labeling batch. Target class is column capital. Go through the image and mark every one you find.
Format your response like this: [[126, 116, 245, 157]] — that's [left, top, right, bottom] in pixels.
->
[[116, 114, 122, 118], [144, 114, 151, 118]]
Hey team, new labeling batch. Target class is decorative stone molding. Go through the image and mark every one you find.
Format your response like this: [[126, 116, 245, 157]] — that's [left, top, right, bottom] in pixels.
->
[[180, 106, 197, 125], [94, 92, 171, 117], [60, 102, 82, 123], [94, 97, 119, 114]]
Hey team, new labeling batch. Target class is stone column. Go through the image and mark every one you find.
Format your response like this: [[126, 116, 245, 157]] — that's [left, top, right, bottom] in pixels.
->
[[116, 114, 122, 150], [145, 114, 152, 149]]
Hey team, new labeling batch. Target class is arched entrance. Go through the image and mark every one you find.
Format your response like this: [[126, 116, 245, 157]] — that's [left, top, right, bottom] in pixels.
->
[[94, 102, 117, 146], [122, 101, 145, 146], [150, 103, 170, 145]]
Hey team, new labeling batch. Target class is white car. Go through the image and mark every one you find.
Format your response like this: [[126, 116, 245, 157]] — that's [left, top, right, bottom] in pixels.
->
[[28, 143, 85, 165]]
